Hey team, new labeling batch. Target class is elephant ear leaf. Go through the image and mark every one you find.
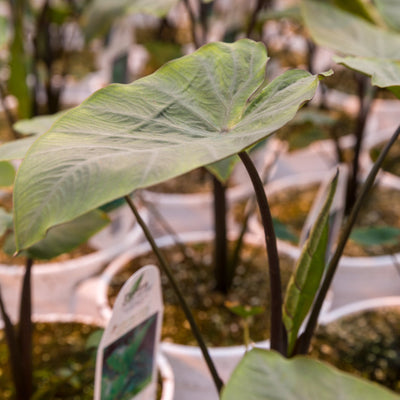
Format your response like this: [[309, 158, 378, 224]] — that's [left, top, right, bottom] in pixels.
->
[[13, 39, 326, 251], [283, 172, 338, 355], [221, 349, 400, 400]]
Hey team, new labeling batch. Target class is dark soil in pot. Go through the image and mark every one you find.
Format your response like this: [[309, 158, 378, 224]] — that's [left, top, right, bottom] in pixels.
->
[[108, 240, 295, 347], [0, 322, 101, 400], [310, 307, 400, 393], [259, 182, 400, 257], [370, 139, 400, 178]]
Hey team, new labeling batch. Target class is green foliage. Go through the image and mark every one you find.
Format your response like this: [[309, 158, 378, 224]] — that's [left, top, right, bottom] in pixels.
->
[[0, 162, 15, 187], [283, 173, 337, 355], [0, 208, 13, 237], [350, 226, 400, 246], [221, 349, 400, 400], [273, 218, 299, 244], [3, 210, 110, 260], [81, 0, 179, 40], [301, 0, 400, 59], [13, 39, 326, 251]]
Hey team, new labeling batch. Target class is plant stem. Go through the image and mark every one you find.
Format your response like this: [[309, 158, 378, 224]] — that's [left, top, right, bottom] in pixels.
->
[[298, 124, 400, 355], [345, 74, 376, 214], [213, 176, 229, 293], [246, 0, 273, 38], [238, 151, 285, 355], [0, 287, 26, 400], [182, 0, 201, 48], [124, 195, 224, 392], [18, 258, 33, 399]]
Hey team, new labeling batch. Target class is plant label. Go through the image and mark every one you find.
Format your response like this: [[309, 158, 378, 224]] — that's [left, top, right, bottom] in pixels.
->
[[95, 265, 163, 400]]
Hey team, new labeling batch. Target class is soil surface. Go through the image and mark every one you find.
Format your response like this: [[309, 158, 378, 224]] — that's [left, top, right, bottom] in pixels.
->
[[108, 240, 295, 347], [0, 322, 100, 400], [311, 307, 400, 393], [265, 183, 400, 257]]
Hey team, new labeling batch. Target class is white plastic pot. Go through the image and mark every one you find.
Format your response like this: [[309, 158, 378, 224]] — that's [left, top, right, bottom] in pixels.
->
[[0, 212, 145, 322], [96, 230, 333, 400]]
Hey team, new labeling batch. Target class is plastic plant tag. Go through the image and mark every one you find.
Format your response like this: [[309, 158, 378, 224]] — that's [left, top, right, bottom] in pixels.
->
[[95, 265, 163, 400]]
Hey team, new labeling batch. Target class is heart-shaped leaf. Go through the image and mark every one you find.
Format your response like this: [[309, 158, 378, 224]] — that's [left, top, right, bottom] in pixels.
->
[[301, 0, 400, 59], [13, 40, 327, 250], [221, 349, 400, 400], [82, 0, 179, 40], [333, 56, 400, 97]]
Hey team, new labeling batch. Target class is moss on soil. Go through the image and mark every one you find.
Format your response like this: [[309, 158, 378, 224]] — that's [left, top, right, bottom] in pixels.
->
[[311, 307, 400, 393], [0, 322, 100, 400]]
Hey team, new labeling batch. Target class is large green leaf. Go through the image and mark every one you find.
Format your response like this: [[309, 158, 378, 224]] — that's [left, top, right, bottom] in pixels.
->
[[5, 210, 109, 260], [333, 56, 400, 97], [82, 0, 179, 40], [221, 349, 400, 400], [0, 136, 39, 161], [301, 0, 400, 58], [0, 161, 15, 186], [283, 173, 338, 355], [374, 0, 400, 31], [13, 111, 66, 136], [13, 40, 327, 250]]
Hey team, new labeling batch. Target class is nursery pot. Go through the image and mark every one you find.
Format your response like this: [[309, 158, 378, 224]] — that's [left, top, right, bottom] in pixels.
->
[[0, 312, 174, 400], [0, 210, 146, 321], [97, 230, 332, 400]]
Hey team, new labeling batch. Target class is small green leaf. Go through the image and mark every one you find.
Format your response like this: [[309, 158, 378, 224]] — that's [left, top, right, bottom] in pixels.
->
[[283, 173, 338, 355], [0, 161, 15, 186], [0, 136, 39, 161], [272, 218, 298, 244], [5, 210, 110, 260], [0, 207, 13, 237], [350, 225, 400, 246], [221, 349, 400, 400], [13, 111, 66, 136], [225, 301, 265, 318], [85, 329, 104, 350]]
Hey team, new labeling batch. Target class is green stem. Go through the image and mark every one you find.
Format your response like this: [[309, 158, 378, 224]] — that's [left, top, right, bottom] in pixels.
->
[[238, 151, 285, 355], [298, 124, 400, 355], [124, 196, 223, 392]]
